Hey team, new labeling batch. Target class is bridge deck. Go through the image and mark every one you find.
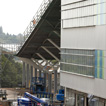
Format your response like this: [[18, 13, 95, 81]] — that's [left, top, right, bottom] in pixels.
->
[[17, 0, 61, 60]]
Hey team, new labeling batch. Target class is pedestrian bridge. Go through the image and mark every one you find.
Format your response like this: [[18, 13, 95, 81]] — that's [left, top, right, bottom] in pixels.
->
[[17, 0, 60, 61], [16, 0, 61, 93]]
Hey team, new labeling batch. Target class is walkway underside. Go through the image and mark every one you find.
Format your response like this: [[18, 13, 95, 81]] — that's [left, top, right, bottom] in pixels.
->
[[17, 0, 60, 60]]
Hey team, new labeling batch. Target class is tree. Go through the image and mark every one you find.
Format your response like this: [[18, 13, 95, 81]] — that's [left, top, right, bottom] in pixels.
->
[[0, 26, 3, 34], [1, 54, 22, 87]]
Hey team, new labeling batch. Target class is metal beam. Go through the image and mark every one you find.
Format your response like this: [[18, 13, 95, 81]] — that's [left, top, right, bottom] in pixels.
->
[[44, 19, 54, 29], [31, 58, 43, 70], [41, 46, 59, 61], [36, 53, 46, 61], [53, 31, 60, 37], [40, 60, 45, 65], [36, 53, 54, 70], [47, 39, 60, 50], [36, 53, 56, 69]]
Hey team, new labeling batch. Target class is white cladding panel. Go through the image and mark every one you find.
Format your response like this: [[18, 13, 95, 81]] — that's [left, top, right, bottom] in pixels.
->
[[61, 0, 84, 5], [61, 0, 106, 28], [62, 3, 106, 19], [63, 16, 95, 28], [61, 25, 106, 50], [60, 72, 106, 99], [62, 0, 106, 10]]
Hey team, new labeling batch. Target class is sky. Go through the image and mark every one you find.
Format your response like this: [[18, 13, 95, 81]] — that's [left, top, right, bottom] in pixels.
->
[[0, 0, 43, 35]]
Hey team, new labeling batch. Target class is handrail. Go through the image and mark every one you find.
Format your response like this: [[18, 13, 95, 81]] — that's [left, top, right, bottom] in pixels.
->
[[19, 0, 53, 52]]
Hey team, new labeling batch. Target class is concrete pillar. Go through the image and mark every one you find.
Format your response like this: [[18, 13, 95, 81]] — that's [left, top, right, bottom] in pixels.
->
[[64, 87, 67, 106], [48, 73, 52, 93], [44, 72, 47, 91], [39, 70, 41, 77], [22, 62, 26, 87], [84, 95, 87, 106], [31, 66, 33, 82], [26, 64, 29, 88], [75, 93, 78, 106], [54, 70, 57, 93], [35, 68, 37, 77]]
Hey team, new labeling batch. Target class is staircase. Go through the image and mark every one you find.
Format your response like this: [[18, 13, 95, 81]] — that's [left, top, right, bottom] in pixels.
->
[[19, 0, 53, 51]]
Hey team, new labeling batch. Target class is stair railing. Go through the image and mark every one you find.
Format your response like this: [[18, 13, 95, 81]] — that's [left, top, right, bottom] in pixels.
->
[[18, 0, 53, 52]]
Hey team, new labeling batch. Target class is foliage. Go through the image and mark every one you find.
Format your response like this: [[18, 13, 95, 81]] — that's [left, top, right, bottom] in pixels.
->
[[1, 54, 22, 87]]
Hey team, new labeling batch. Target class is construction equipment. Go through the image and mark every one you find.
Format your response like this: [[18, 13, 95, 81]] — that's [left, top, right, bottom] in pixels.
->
[[56, 89, 64, 102], [30, 77, 53, 103], [30, 77, 45, 94], [18, 92, 48, 106]]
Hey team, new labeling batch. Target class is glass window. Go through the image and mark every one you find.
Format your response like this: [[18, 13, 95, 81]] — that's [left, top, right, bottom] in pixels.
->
[[66, 89, 75, 106], [77, 94, 84, 106], [60, 49, 95, 76]]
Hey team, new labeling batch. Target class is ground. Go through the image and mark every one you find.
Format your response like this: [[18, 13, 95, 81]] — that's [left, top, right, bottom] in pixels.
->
[[0, 88, 30, 106]]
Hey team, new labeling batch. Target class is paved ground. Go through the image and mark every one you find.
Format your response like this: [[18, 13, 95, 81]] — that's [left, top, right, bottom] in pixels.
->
[[0, 88, 19, 100]]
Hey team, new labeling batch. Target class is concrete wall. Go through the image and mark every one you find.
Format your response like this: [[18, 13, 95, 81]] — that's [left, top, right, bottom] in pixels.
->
[[61, 0, 106, 99]]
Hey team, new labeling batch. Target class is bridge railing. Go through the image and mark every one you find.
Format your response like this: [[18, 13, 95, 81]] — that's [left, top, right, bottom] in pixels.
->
[[18, 0, 53, 52]]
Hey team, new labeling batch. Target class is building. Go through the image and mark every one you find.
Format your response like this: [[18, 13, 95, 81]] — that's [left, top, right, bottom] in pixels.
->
[[60, 0, 106, 105]]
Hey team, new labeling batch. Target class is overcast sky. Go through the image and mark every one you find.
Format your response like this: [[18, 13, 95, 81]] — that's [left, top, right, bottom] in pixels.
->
[[0, 0, 43, 35]]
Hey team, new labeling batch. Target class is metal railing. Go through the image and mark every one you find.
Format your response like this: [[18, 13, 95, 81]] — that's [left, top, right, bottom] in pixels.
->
[[19, 0, 53, 52]]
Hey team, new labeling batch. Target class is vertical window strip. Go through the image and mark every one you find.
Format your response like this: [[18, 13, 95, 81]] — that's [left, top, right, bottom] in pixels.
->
[[95, 50, 104, 79], [97, 50, 100, 78], [102, 51, 104, 79]]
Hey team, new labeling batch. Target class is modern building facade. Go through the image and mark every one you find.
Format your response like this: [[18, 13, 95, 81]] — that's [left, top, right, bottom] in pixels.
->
[[60, 0, 106, 105]]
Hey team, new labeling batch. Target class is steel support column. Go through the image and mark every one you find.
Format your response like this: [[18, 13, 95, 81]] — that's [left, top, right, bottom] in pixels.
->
[[48, 73, 52, 93], [31, 66, 33, 82], [26, 64, 29, 88], [39, 70, 41, 77], [44, 72, 47, 91], [84, 95, 87, 106], [22, 62, 26, 87], [35, 68, 37, 77], [54, 70, 57, 93]]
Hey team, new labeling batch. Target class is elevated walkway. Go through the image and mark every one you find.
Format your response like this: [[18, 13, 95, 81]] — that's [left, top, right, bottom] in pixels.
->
[[16, 0, 61, 93], [17, 0, 61, 60]]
